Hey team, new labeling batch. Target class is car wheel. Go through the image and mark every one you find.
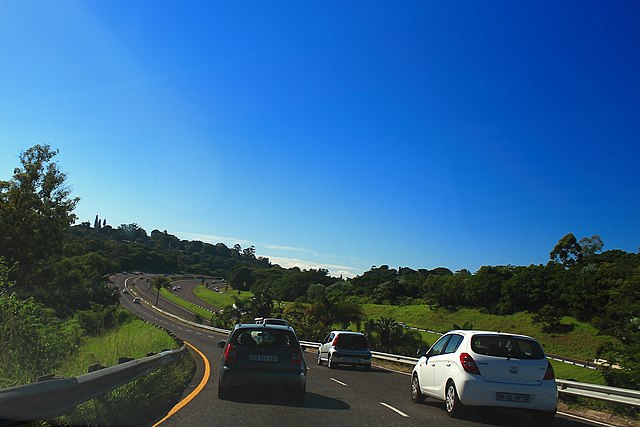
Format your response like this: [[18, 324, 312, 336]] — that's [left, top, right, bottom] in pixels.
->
[[411, 374, 425, 403], [328, 354, 335, 369], [445, 381, 465, 418], [292, 385, 306, 403], [531, 409, 556, 425], [218, 381, 229, 400], [317, 352, 323, 365]]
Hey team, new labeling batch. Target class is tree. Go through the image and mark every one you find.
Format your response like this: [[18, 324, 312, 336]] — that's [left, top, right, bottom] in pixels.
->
[[228, 266, 256, 291], [375, 317, 400, 352], [579, 235, 604, 257], [550, 233, 582, 267], [242, 245, 256, 259], [152, 275, 172, 307], [0, 144, 79, 292]]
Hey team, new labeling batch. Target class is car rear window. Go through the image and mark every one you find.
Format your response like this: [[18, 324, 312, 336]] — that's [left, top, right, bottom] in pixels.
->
[[471, 335, 545, 360], [233, 329, 296, 348], [337, 334, 369, 350]]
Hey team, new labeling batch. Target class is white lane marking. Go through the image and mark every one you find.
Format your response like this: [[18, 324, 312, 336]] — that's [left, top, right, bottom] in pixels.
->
[[208, 336, 215, 339], [558, 411, 617, 427], [330, 378, 348, 386], [379, 402, 410, 418]]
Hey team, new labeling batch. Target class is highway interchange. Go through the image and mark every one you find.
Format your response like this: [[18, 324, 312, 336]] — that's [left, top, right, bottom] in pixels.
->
[[114, 274, 607, 427]]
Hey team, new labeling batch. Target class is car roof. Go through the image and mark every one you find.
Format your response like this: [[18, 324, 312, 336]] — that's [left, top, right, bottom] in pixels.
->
[[331, 330, 365, 335], [446, 330, 537, 340], [233, 323, 296, 332]]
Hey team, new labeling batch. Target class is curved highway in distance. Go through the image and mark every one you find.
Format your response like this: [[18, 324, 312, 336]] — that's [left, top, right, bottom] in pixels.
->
[[114, 274, 603, 427]]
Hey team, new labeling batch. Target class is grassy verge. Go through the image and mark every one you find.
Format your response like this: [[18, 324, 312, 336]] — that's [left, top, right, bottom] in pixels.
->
[[361, 304, 614, 361], [57, 317, 177, 377], [53, 316, 195, 426], [193, 284, 253, 308], [159, 288, 214, 321]]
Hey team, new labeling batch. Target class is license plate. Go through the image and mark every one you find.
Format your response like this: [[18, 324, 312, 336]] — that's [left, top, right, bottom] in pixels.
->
[[344, 358, 359, 363], [496, 392, 530, 403], [249, 354, 278, 362]]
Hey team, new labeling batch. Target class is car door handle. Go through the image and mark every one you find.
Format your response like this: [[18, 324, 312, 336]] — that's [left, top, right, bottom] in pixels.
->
[[431, 363, 436, 366], [446, 363, 451, 367]]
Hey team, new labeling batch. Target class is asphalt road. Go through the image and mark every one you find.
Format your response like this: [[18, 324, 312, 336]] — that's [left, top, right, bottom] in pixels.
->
[[114, 274, 602, 427]]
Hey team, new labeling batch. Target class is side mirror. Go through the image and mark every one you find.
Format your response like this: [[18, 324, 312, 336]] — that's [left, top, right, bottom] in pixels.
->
[[218, 340, 226, 348], [416, 348, 428, 358]]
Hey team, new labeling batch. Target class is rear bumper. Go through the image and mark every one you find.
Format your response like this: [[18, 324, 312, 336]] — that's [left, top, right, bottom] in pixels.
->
[[456, 375, 557, 411], [219, 366, 306, 390], [330, 351, 372, 367]]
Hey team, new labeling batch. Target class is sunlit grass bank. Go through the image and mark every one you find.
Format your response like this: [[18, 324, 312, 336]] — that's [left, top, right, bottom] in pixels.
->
[[57, 317, 178, 377], [159, 288, 214, 321], [361, 304, 613, 362], [54, 317, 195, 426], [193, 284, 253, 308]]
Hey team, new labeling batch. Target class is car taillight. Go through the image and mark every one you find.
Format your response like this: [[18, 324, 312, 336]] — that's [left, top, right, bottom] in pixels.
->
[[224, 343, 237, 364], [332, 336, 339, 347], [543, 361, 555, 380], [291, 348, 302, 366], [460, 352, 481, 375]]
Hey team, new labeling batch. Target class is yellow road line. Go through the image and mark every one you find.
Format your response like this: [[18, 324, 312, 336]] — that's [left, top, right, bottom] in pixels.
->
[[153, 341, 211, 426]]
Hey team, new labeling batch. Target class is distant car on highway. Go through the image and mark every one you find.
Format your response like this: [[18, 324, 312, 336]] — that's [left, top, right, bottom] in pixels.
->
[[411, 330, 557, 424], [122, 288, 129, 294], [217, 323, 307, 402], [317, 330, 372, 371], [133, 297, 141, 304]]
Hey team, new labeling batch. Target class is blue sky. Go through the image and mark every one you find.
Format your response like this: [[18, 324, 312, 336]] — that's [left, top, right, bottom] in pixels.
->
[[1, 1, 639, 277]]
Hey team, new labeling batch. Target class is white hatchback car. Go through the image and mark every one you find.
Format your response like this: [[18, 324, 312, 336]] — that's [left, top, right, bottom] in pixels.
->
[[411, 330, 557, 424]]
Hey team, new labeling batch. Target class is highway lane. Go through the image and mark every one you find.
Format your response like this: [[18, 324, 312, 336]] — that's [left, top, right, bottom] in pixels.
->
[[113, 274, 600, 427]]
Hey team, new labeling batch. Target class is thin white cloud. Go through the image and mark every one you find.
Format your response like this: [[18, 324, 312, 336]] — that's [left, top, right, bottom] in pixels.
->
[[263, 243, 308, 252], [174, 231, 364, 278], [265, 255, 362, 278]]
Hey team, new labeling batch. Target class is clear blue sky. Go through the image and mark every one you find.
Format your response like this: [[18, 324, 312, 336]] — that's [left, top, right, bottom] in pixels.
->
[[1, 1, 639, 277]]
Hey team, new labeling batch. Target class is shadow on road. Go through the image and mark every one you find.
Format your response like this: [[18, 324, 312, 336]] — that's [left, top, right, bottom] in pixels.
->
[[224, 389, 350, 410], [416, 400, 587, 427]]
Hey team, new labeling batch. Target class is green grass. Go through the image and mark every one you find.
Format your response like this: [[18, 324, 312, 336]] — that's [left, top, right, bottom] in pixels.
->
[[361, 303, 614, 361], [54, 319, 195, 426], [193, 284, 253, 308], [57, 318, 177, 377], [551, 360, 604, 384], [159, 288, 215, 320]]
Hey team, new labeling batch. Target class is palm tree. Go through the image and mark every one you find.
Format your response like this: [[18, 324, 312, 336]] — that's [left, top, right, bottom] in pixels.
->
[[333, 302, 367, 330], [151, 276, 172, 307], [376, 317, 400, 352]]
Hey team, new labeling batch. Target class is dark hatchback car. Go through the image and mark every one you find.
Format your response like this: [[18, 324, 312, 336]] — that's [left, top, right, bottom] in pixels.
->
[[217, 324, 307, 401]]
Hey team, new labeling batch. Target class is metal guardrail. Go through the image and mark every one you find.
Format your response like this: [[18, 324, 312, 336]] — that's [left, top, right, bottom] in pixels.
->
[[0, 346, 185, 426], [556, 379, 640, 407]]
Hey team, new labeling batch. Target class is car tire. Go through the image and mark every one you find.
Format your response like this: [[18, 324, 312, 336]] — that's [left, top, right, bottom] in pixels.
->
[[317, 352, 323, 366], [292, 386, 306, 403], [218, 381, 229, 400], [411, 374, 425, 403], [328, 354, 335, 369], [531, 409, 556, 425], [445, 381, 465, 418]]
